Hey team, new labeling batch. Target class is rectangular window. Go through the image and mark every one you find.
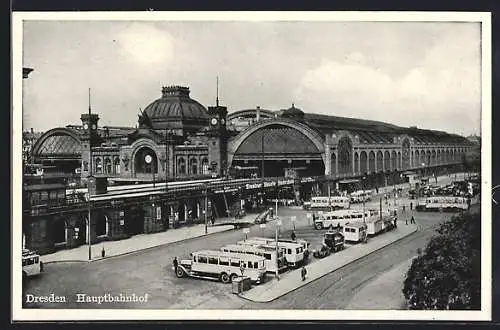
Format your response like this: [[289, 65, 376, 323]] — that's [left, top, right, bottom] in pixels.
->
[[264, 253, 271, 260], [287, 248, 292, 254], [208, 257, 218, 265], [197, 256, 208, 263], [296, 248, 300, 254], [219, 259, 229, 266], [231, 261, 240, 267], [253, 262, 259, 269], [247, 261, 253, 268]]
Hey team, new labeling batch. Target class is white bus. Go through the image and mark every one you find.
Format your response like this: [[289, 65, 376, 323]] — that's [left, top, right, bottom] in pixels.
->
[[220, 244, 287, 273], [175, 250, 266, 284], [314, 209, 380, 230], [308, 196, 350, 210], [342, 222, 368, 243], [22, 249, 43, 284], [350, 190, 373, 203], [237, 237, 305, 268], [365, 217, 384, 236], [416, 196, 469, 212]]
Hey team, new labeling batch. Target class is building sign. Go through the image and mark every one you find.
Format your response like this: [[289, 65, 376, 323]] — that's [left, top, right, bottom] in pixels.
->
[[278, 179, 295, 186], [245, 182, 263, 190], [263, 181, 277, 188], [300, 177, 315, 183]]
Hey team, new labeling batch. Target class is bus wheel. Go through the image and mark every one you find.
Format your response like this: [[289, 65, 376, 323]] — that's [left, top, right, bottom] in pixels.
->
[[230, 273, 239, 282], [175, 267, 186, 278], [315, 223, 323, 230], [220, 272, 231, 284]]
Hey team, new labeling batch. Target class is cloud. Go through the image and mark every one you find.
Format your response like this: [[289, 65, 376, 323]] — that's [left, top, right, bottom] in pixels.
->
[[294, 25, 480, 134]]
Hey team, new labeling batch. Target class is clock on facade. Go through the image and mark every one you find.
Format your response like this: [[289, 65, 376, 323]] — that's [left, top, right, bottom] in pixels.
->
[[211, 118, 218, 125], [83, 123, 89, 130]]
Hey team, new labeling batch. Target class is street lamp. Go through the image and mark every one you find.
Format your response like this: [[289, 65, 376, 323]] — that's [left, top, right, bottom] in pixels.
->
[[145, 154, 155, 188], [362, 176, 366, 225], [275, 218, 282, 281]]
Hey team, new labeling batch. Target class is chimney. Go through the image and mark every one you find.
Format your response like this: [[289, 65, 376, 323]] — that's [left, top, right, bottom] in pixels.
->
[[256, 106, 261, 122], [30, 128, 34, 134]]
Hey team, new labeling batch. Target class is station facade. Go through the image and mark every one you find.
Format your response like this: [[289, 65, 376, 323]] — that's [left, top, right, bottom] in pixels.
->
[[24, 85, 474, 254]]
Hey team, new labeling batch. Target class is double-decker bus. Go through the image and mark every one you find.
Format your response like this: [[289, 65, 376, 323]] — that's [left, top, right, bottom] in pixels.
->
[[220, 244, 287, 273], [22, 249, 43, 285], [314, 209, 380, 230], [237, 237, 305, 268], [175, 250, 266, 284], [307, 196, 350, 211], [416, 196, 469, 212]]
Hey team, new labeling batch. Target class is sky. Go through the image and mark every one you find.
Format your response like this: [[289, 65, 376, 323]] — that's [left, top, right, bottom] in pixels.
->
[[21, 19, 482, 136]]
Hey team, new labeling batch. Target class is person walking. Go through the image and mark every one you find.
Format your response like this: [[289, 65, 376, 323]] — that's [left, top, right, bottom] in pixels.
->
[[301, 266, 307, 281], [402, 205, 406, 213], [291, 231, 296, 241], [173, 257, 178, 273], [411, 215, 415, 224], [410, 202, 413, 211], [406, 217, 408, 225]]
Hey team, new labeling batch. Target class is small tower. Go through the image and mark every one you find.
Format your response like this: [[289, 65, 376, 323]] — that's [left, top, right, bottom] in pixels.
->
[[207, 77, 228, 177]]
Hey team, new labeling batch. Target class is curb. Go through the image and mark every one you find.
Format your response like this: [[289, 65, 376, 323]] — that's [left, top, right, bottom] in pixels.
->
[[238, 225, 419, 303]]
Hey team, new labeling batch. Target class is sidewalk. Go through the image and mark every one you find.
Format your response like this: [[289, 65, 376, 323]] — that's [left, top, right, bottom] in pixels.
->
[[239, 223, 418, 303], [345, 257, 415, 310], [41, 213, 261, 264]]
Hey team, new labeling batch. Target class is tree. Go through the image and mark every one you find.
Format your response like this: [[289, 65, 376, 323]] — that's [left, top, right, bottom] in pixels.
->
[[402, 211, 481, 310]]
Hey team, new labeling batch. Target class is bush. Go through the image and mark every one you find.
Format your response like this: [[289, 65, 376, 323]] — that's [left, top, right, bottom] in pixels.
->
[[402, 211, 481, 310]]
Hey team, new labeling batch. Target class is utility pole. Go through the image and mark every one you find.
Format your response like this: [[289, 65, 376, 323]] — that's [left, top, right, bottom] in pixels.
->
[[87, 88, 92, 261], [204, 184, 208, 235]]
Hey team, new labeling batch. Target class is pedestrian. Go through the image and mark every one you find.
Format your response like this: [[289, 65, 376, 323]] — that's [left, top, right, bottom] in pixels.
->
[[301, 266, 307, 281], [211, 215, 215, 226], [173, 257, 178, 273], [405, 217, 408, 225], [410, 202, 413, 211], [411, 215, 415, 224], [402, 205, 406, 213], [291, 231, 296, 241], [393, 217, 397, 228]]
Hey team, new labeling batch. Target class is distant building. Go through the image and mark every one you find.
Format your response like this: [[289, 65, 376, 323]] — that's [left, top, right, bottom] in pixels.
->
[[23, 128, 43, 165], [466, 134, 481, 145]]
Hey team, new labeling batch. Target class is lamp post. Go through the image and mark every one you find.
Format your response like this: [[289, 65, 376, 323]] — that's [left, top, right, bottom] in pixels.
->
[[362, 176, 366, 225], [275, 218, 282, 281], [145, 154, 155, 188]]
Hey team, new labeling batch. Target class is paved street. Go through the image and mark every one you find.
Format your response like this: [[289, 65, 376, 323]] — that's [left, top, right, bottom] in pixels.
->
[[23, 173, 479, 310]]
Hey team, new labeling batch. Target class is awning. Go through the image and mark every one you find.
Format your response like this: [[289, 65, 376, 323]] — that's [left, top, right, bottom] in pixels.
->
[[338, 179, 360, 184]]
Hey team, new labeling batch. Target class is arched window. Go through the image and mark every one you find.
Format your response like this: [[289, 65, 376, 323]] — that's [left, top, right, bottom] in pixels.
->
[[402, 139, 411, 169], [384, 151, 390, 171], [190, 158, 198, 175], [337, 136, 353, 175], [114, 157, 120, 174], [331, 152, 337, 175], [178, 157, 186, 175], [95, 157, 102, 174], [360, 151, 368, 173], [105, 158, 112, 174], [376, 151, 383, 172], [201, 158, 209, 175], [83, 161, 88, 172]]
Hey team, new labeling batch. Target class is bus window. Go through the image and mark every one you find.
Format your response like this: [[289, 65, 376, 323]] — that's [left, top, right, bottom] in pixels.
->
[[198, 256, 208, 263], [253, 262, 259, 269], [287, 248, 292, 254], [247, 261, 253, 268], [264, 253, 271, 260], [219, 259, 229, 266], [208, 257, 218, 265], [230, 261, 240, 267], [22, 259, 27, 267]]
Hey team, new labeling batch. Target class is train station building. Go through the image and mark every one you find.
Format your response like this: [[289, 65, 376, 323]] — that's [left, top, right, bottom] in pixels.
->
[[24, 84, 475, 254]]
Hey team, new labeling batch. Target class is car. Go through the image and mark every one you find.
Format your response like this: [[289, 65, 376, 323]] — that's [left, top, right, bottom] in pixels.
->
[[312, 244, 331, 259]]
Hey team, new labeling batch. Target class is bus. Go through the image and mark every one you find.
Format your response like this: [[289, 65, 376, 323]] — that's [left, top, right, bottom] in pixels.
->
[[22, 249, 43, 284], [220, 244, 287, 273], [349, 190, 373, 203], [237, 237, 305, 268], [308, 196, 350, 210], [175, 250, 266, 284], [342, 222, 368, 243], [416, 196, 469, 212], [314, 209, 380, 230]]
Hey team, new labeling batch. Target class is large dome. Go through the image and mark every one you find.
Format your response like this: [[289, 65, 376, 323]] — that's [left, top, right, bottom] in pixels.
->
[[141, 85, 209, 134]]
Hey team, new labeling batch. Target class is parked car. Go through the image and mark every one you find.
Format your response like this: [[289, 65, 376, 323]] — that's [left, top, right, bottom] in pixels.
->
[[323, 230, 345, 252], [312, 244, 331, 259]]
